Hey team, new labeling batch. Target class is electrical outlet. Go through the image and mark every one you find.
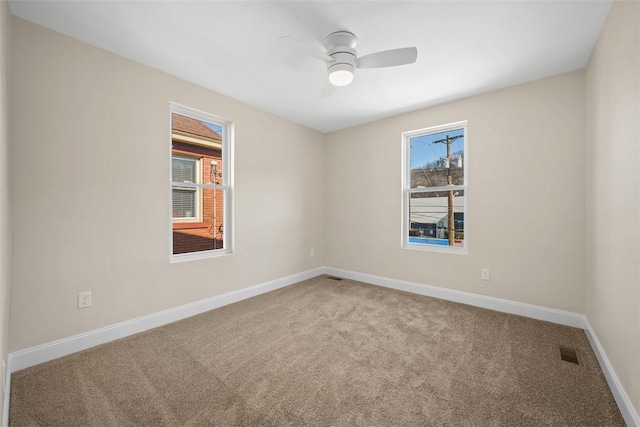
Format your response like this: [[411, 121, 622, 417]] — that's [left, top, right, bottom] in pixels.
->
[[481, 268, 491, 281], [77, 292, 92, 309], [309, 249, 315, 258]]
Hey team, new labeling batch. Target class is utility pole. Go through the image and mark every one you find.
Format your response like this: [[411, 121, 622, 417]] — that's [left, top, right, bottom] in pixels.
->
[[433, 134, 463, 246]]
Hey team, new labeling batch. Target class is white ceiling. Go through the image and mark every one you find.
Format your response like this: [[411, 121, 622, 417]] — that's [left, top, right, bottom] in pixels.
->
[[9, 1, 612, 133]]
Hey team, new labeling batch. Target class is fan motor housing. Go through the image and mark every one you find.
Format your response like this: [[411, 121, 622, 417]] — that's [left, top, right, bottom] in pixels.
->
[[324, 31, 358, 51], [327, 51, 356, 73], [325, 31, 358, 75]]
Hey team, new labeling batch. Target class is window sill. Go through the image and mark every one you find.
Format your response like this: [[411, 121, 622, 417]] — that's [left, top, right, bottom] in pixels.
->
[[402, 243, 468, 255], [170, 249, 232, 263]]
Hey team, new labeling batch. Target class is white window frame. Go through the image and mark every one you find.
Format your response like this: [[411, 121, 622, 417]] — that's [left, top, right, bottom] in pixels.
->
[[171, 154, 201, 222], [401, 121, 468, 255], [170, 103, 233, 262]]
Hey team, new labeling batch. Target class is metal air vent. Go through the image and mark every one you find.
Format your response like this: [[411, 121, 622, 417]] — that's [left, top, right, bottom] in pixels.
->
[[559, 346, 580, 365]]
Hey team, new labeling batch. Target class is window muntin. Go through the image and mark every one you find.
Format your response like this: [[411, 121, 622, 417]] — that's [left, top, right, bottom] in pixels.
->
[[170, 104, 232, 260], [402, 122, 467, 253]]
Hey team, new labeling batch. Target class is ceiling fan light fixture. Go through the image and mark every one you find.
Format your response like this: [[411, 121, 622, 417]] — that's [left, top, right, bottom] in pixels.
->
[[328, 63, 354, 86], [282, 30, 416, 93]]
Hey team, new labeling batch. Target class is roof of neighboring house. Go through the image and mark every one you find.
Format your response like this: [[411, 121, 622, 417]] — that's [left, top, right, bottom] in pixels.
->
[[410, 195, 464, 225], [172, 113, 221, 141]]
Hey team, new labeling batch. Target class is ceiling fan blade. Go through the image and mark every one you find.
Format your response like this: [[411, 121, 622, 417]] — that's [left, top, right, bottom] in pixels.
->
[[356, 47, 417, 69], [279, 36, 334, 63]]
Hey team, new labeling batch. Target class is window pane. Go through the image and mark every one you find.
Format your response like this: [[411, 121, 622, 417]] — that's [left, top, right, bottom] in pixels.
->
[[409, 190, 464, 246], [410, 128, 464, 188], [172, 188, 225, 255], [172, 188, 196, 219], [172, 113, 224, 184], [172, 157, 196, 183]]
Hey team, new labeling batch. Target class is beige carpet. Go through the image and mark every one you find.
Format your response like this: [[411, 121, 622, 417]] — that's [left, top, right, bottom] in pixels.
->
[[10, 275, 624, 426]]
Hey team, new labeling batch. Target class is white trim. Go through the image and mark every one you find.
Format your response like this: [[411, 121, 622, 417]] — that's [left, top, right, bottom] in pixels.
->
[[402, 120, 469, 139], [401, 121, 468, 254], [170, 103, 229, 128], [407, 185, 465, 194], [3, 265, 587, 370], [324, 267, 586, 328], [170, 181, 226, 191], [7, 267, 324, 374], [402, 243, 468, 255], [583, 318, 640, 427], [224, 122, 234, 254], [5, 266, 637, 427], [323, 267, 638, 424], [169, 103, 233, 261], [2, 357, 10, 427], [170, 247, 231, 263]]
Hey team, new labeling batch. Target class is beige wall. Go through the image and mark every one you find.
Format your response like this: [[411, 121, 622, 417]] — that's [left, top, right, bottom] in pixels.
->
[[9, 18, 325, 351], [0, 0, 11, 421], [6, 4, 640, 418], [325, 70, 586, 313], [585, 0, 640, 415]]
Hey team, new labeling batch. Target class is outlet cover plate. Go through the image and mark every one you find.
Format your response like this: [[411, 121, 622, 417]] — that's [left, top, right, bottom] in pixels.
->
[[78, 291, 92, 309]]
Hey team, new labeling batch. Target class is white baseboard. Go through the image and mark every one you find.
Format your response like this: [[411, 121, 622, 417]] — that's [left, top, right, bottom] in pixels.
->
[[584, 318, 640, 427], [324, 267, 586, 328], [2, 357, 10, 427], [325, 267, 639, 426], [7, 267, 324, 374], [4, 266, 637, 427]]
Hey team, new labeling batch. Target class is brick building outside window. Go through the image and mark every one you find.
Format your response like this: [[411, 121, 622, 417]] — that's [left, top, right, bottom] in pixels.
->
[[171, 113, 225, 254]]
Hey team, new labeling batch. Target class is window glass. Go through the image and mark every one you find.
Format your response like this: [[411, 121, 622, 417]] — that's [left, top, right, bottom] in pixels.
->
[[170, 106, 231, 259], [403, 122, 467, 252], [409, 191, 465, 246], [172, 187, 197, 219], [172, 157, 197, 183], [409, 128, 464, 188]]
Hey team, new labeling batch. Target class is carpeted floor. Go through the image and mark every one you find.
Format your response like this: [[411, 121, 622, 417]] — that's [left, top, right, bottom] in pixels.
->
[[9, 275, 624, 426]]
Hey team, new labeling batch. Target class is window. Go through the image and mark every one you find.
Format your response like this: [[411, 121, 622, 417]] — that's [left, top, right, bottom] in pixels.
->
[[402, 121, 467, 253], [170, 104, 232, 260]]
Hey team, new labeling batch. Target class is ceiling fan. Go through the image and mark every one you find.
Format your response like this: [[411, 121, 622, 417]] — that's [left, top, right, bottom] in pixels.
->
[[282, 31, 418, 88]]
